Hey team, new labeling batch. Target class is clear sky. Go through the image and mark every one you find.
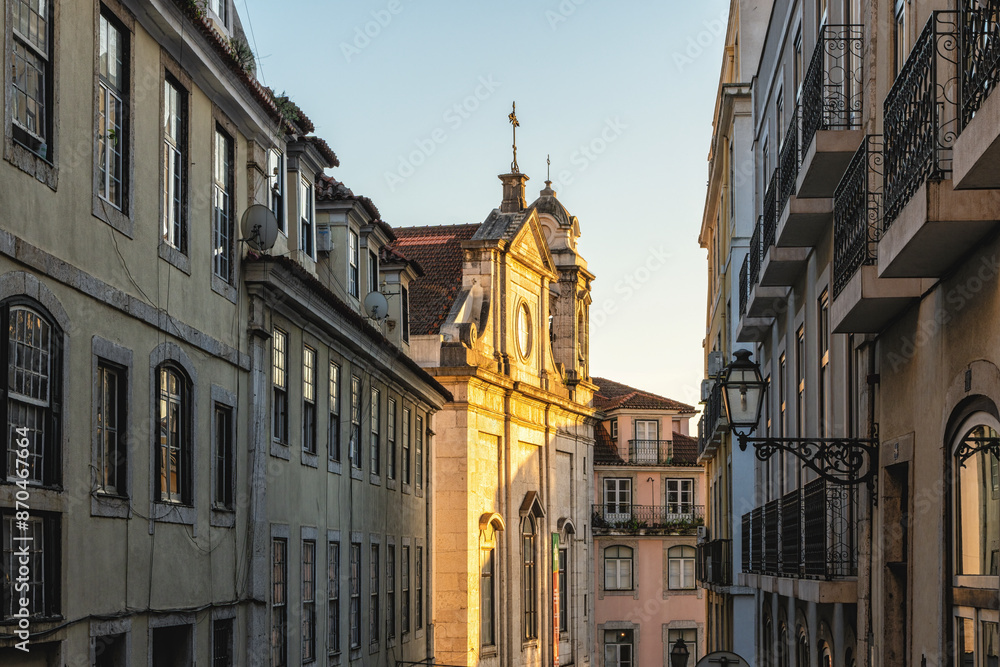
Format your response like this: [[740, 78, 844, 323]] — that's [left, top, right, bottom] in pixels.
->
[[238, 0, 729, 411]]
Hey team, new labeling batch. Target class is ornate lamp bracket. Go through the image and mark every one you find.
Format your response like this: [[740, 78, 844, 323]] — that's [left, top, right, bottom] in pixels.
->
[[956, 437, 1000, 466], [736, 425, 880, 501]]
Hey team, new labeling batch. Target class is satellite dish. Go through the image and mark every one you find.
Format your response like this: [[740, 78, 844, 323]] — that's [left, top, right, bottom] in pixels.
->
[[363, 291, 389, 320], [240, 204, 279, 252]]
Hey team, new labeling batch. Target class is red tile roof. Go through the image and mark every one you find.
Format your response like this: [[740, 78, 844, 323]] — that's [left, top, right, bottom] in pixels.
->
[[303, 135, 339, 168], [594, 423, 625, 464], [671, 432, 699, 465], [389, 224, 481, 336], [592, 377, 696, 413]]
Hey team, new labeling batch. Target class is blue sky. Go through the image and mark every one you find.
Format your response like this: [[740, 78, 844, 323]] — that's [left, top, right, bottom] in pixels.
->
[[238, 0, 729, 411]]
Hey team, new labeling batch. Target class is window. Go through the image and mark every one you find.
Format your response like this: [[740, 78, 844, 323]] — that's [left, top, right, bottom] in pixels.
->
[[208, 0, 227, 25], [955, 423, 1000, 576], [157, 364, 191, 504], [401, 545, 410, 635], [894, 0, 906, 77], [603, 478, 632, 522], [793, 28, 803, 96], [558, 547, 568, 633], [796, 326, 805, 436], [5, 304, 60, 487], [819, 290, 830, 437], [634, 420, 658, 463], [604, 629, 633, 667], [94, 632, 127, 666], [213, 403, 233, 509], [271, 538, 287, 667], [370, 544, 380, 647], [370, 388, 380, 475], [604, 546, 633, 590], [97, 362, 126, 496], [213, 127, 234, 283], [387, 398, 397, 480], [329, 361, 340, 462], [350, 542, 361, 649], [303, 346, 316, 456], [610, 418, 618, 441], [779, 353, 787, 438], [386, 544, 396, 642], [416, 414, 424, 489], [416, 546, 423, 629], [349, 230, 360, 298], [328, 541, 340, 655], [212, 618, 234, 667], [668, 545, 696, 590], [11, 0, 53, 156], [162, 78, 187, 252], [350, 376, 362, 469], [2, 513, 58, 619], [302, 540, 316, 662], [401, 287, 410, 343], [517, 302, 532, 358], [402, 407, 411, 485], [268, 149, 284, 232], [97, 11, 128, 210], [481, 547, 496, 646], [775, 89, 784, 146], [666, 478, 694, 516], [522, 517, 537, 640], [272, 329, 288, 445], [368, 250, 379, 295], [300, 177, 314, 258], [667, 629, 697, 667]]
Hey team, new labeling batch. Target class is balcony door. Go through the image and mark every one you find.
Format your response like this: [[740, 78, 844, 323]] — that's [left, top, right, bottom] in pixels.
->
[[666, 479, 694, 519], [633, 420, 659, 464], [604, 478, 632, 524]]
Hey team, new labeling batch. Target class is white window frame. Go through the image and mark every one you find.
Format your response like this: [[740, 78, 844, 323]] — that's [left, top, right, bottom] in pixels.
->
[[668, 545, 696, 590], [603, 546, 633, 591]]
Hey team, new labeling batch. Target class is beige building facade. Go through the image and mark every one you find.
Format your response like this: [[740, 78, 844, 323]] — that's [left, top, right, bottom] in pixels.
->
[[396, 172, 597, 667]]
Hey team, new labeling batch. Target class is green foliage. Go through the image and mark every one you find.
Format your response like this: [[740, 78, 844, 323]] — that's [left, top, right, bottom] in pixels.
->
[[227, 37, 255, 74]]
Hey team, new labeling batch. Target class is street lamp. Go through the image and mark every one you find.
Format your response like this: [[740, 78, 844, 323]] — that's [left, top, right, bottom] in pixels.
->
[[670, 637, 690, 667], [719, 350, 880, 496]]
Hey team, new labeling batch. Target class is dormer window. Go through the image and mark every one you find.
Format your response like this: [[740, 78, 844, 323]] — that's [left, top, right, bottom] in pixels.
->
[[401, 287, 410, 344], [368, 250, 379, 294], [348, 230, 359, 298], [208, 0, 227, 27], [299, 176, 314, 258], [268, 149, 284, 232]]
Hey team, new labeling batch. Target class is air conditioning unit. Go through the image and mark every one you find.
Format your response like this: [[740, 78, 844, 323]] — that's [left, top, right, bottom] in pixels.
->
[[317, 225, 333, 253], [701, 380, 713, 402], [697, 526, 710, 541], [707, 350, 725, 377]]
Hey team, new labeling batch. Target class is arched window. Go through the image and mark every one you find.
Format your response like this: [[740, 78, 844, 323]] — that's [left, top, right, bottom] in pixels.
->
[[796, 625, 810, 666], [604, 546, 633, 590], [4, 303, 61, 487], [778, 622, 789, 667], [668, 545, 696, 589], [762, 613, 773, 667], [480, 513, 504, 650], [522, 516, 537, 640], [820, 640, 833, 667], [954, 422, 1000, 576], [157, 363, 191, 504]]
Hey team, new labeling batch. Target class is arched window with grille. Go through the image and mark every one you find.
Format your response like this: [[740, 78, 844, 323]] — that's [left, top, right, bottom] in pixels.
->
[[156, 363, 192, 504]]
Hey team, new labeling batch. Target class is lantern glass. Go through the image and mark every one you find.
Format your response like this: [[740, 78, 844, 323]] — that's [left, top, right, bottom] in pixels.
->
[[722, 350, 765, 432], [670, 637, 690, 667]]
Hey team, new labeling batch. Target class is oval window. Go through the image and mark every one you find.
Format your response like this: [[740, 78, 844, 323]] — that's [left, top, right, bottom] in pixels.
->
[[517, 303, 532, 358]]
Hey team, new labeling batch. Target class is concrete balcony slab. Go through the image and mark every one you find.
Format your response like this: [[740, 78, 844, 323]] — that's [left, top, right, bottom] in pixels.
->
[[735, 316, 772, 343], [797, 129, 865, 198], [760, 246, 811, 286], [954, 85, 1000, 190], [776, 196, 834, 247], [878, 180, 1000, 278], [831, 265, 933, 333], [746, 284, 788, 318]]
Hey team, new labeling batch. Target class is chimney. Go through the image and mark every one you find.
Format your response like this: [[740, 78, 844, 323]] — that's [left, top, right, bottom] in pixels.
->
[[498, 172, 529, 213]]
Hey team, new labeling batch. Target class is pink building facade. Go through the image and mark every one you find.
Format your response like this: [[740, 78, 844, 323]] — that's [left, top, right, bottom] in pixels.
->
[[591, 378, 707, 666]]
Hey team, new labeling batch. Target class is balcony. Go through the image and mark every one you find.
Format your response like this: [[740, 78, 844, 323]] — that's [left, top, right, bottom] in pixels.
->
[[954, 3, 1000, 189], [741, 479, 859, 583], [697, 538, 733, 587], [797, 24, 866, 198], [776, 106, 835, 248], [831, 136, 932, 333], [592, 504, 705, 536], [698, 380, 727, 461], [598, 440, 685, 466], [880, 12, 1000, 278], [760, 174, 811, 286]]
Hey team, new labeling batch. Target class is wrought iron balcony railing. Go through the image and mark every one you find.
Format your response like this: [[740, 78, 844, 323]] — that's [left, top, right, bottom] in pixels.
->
[[762, 170, 778, 252], [591, 504, 705, 534], [739, 253, 749, 317], [628, 439, 673, 465], [800, 24, 865, 154], [749, 220, 761, 287], [701, 380, 725, 451], [697, 538, 733, 586], [961, 1, 1000, 127], [778, 106, 800, 212], [740, 478, 859, 580], [833, 135, 884, 297], [883, 12, 960, 229]]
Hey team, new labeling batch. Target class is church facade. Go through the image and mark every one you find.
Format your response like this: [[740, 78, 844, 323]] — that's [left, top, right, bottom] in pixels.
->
[[395, 170, 598, 667]]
